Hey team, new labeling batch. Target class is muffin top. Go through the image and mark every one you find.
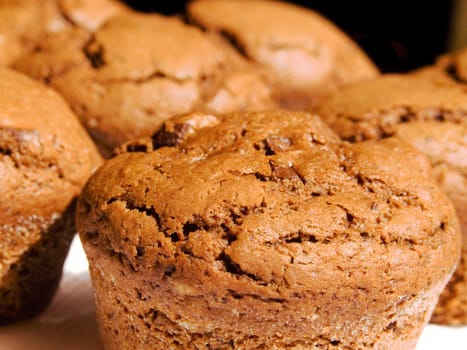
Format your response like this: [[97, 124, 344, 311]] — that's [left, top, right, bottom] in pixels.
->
[[0, 68, 102, 222], [188, 0, 379, 108], [0, 0, 126, 66], [78, 111, 459, 310], [313, 73, 467, 183], [15, 12, 277, 154], [315, 73, 467, 142]]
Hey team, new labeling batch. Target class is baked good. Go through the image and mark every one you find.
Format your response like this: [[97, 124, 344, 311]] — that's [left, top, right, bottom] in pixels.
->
[[315, 73, 467, 325], [0, 0, 126, 66], [15, 12, 277, 156], [188, 0, 379, 109], [0, 68, 102, 324], [77, 110, 460, 349]]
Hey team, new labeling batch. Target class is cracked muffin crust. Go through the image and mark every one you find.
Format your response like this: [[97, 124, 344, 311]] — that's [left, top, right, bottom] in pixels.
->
[[314, 73, 467, 325], [77, 110, 460, 349], [0, 68, 102, 324], [14, 12, 278, 157], [0, 0, 126, 67], [188, 0, 379, 110]]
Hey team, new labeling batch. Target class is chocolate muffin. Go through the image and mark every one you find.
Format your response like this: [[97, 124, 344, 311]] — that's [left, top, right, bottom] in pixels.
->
[[0, 0, 126, 67], [77, 110, 460, 349], [0, 68, 102, 324], [14, 12, 277, 157], [188, 0, 379, 110], [315, 73, 467, 325]]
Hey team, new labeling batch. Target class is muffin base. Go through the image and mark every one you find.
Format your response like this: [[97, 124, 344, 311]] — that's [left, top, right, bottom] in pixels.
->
[[84, 243, 446, 350], [0, 201, 76, 325]]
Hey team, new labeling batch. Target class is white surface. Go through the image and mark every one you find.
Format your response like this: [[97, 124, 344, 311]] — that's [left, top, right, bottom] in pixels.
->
[[0, 236, 465, 349]]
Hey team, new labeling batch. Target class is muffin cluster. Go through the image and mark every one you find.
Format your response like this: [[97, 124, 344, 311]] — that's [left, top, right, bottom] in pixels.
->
[[0, 0, 465, 349]]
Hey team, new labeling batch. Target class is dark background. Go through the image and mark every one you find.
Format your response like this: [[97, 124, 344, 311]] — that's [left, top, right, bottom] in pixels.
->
[[123, 0, 455, 73]]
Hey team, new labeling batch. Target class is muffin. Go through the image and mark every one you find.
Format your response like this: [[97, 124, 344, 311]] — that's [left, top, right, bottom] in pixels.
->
[[0, 0, 126, 67], [315, 73, 467, 325], [14, 12, 278, 157], [77, 110, 460, 349], [0, 68, 102, 324], [188, 0, 379, 109]]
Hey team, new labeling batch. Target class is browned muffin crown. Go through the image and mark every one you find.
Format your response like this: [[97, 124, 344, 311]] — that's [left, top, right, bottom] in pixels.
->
[[0, 68, 102, 324], [188, 0, 379, 109], [14, 11, 278, 156], [314, 74, 467, 142], [315, 73, 467, 325], [78, 110, 459, 349]]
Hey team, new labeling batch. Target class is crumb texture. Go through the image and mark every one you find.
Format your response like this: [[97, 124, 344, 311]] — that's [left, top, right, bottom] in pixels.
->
[[78, 110, 460, 349]]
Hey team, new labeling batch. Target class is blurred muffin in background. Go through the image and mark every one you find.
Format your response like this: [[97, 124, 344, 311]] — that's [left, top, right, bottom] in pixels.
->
[[314, 73, 467, 325], [188, 0, 379, 110], [0, 0, 127, 66], [0, 68, 102, 324], [15, 12, 278, 157]]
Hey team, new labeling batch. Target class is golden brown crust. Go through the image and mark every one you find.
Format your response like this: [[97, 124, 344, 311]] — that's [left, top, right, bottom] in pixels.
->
[[188, 0, 379, 109], [315, 73, 467, 325], [15, 12, 278, 155], [78, 110, 460, 349], [0, 68, 102, 324]]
